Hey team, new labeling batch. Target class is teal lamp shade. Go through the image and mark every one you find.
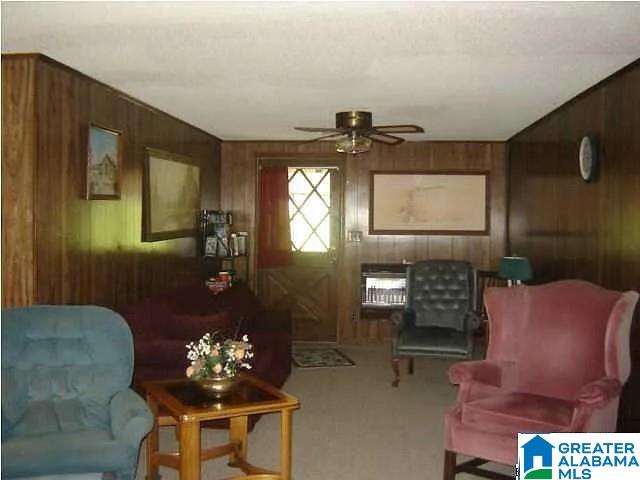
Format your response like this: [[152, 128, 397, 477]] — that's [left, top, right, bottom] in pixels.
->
[[498, 256, 533, 282]]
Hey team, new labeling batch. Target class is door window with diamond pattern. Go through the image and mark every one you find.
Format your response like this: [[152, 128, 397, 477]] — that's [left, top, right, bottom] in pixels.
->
[[259, 160, 343, 341], [288, 167, 332, 253]]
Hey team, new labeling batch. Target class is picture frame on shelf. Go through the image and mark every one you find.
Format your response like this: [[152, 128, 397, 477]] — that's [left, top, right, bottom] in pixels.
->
[[86, 123, 122, 200], [142, 148, 200, 242], [369, 170, 490, 235], [204, 236, 218, 256]]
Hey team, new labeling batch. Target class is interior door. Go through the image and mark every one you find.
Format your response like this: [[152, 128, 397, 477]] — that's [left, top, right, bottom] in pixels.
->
[[258, 159, 343, 341]]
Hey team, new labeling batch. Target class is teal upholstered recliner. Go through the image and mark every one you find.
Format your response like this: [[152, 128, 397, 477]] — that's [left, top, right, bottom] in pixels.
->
[[2, 306, 153, 479]]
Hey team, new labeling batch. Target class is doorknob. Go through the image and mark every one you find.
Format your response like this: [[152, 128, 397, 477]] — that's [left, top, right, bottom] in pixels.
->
[[328, 246, 338, 264]]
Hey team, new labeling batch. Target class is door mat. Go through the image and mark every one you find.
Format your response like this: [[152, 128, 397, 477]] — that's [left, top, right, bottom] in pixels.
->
[[291, 346, 356, 368]]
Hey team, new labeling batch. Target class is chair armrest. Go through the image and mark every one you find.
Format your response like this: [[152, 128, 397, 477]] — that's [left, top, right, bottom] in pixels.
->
[[577, 377, 622, 408], [449, 360, 502, 387], [110, 388, 153, 447], [246, 308, 291, 334]]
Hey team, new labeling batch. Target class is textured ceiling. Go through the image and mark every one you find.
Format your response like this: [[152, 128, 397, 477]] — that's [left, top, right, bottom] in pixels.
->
[[2, 2, 640, 141]]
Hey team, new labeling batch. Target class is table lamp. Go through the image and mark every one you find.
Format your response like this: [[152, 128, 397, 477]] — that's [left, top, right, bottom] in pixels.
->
[[498, 255, 533, 287]]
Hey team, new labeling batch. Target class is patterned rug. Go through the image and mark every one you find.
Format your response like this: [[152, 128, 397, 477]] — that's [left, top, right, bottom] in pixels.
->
[[291, 346, 356, 368]]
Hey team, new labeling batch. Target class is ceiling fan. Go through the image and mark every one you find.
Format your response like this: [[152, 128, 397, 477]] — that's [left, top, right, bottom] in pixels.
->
[[294, 111, 424, 154]]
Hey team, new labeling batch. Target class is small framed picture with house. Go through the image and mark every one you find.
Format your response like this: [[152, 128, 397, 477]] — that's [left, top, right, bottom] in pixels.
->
[[86, 123, 122, 199]]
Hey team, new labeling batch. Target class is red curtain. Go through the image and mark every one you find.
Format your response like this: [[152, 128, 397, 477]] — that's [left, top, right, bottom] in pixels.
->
[[258, 166, 293, 268]]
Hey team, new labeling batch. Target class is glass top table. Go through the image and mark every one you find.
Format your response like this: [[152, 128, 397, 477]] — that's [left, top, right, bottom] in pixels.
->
[[143, 373, 300, 480]]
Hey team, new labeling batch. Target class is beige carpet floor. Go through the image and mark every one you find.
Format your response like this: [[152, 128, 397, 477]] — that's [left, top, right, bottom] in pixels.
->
[[135, 344, 512, 480]]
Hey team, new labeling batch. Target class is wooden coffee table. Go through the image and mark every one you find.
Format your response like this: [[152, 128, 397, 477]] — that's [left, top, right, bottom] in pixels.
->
[[143, 374, 300, 480]]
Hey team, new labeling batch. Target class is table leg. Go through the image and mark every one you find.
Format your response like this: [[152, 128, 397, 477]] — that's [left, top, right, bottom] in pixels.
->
[[280, 409, 292, 480], [179, 420, 201, 480], [146, 395, 159, 480], [228, 416, 248, 467]]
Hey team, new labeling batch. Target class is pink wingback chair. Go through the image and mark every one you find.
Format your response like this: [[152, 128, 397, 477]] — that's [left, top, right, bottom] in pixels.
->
[[443, 280, 638, 480]]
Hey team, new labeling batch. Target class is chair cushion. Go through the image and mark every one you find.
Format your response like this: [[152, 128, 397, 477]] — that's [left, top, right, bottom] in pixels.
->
[[10, 398, 109, 437], [461, 392, 574, 435], [1, 428, 128, 478], [396, 326, 469, 357]]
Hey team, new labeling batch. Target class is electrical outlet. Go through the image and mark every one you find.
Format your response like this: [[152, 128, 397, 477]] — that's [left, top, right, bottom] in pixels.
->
[[347, 230, 363, 242]]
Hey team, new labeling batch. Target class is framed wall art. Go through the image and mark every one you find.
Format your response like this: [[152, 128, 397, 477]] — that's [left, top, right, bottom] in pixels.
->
[[369, 170, 490, 235], [86, 123, 122, 199], [142, 148, 200, 242]]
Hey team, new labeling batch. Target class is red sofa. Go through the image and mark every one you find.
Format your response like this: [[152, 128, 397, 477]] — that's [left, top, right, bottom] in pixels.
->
[[121, 282, 292, 404]]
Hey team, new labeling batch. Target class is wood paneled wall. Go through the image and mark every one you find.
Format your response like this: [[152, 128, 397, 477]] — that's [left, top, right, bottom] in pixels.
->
[[508, 60, 640, 290], [2, 56, 38, 306], [507, 59, 640, 431], [221, 140, 506, 343], [1, 54, 221, 309]]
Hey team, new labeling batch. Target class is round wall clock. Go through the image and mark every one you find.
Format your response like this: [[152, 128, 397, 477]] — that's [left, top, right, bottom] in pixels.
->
[[579, 135, 598, 182]]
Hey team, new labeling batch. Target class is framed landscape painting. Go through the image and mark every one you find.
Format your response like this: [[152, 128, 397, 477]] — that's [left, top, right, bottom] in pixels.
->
[[370, 170, 490, 235], [86, 123, 122, 199], [142, 148, 200, 242]]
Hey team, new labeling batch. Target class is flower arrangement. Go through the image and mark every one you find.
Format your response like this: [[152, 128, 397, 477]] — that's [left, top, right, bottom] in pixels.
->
[[185, 332, 253, 380]]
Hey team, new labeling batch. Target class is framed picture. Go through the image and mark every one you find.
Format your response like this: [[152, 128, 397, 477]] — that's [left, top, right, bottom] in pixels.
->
[[86, 123, 122, 199], [370, 170, 490, 235], [143, 148, 200, 242], [204, 236, 218, 256]]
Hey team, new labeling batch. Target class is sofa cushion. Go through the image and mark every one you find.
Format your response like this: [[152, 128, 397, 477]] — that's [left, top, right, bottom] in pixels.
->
[[397, 325, 468, 357], [121, 300, 172, 340], [461, 392, 574, 435], [168, 285, 225, 316], [213, 283, 265, 323], [133, 364, 189, 383], [169, 311, 232, 340], [134, 340, 190, 369]]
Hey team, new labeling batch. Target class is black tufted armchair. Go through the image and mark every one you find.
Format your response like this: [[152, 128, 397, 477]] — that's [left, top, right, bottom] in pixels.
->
[[391, 260, 479, 387]]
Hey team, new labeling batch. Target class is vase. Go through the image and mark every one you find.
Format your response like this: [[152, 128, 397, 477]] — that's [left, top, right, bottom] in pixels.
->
[[196, 374, 239, 397]]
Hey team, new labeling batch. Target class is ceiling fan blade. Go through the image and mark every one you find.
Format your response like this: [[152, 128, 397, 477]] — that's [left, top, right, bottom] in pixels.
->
[[368, 133, 405, 145], [373, 125, 424, 134], [301, 132, 347, 143], [294, 127, 343, 133]]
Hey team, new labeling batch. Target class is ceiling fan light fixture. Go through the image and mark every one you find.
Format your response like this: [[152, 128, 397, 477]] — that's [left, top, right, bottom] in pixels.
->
[[295, 110, 423, 153], [335, 133, 372, 154], [335, 111, 373, 130]]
